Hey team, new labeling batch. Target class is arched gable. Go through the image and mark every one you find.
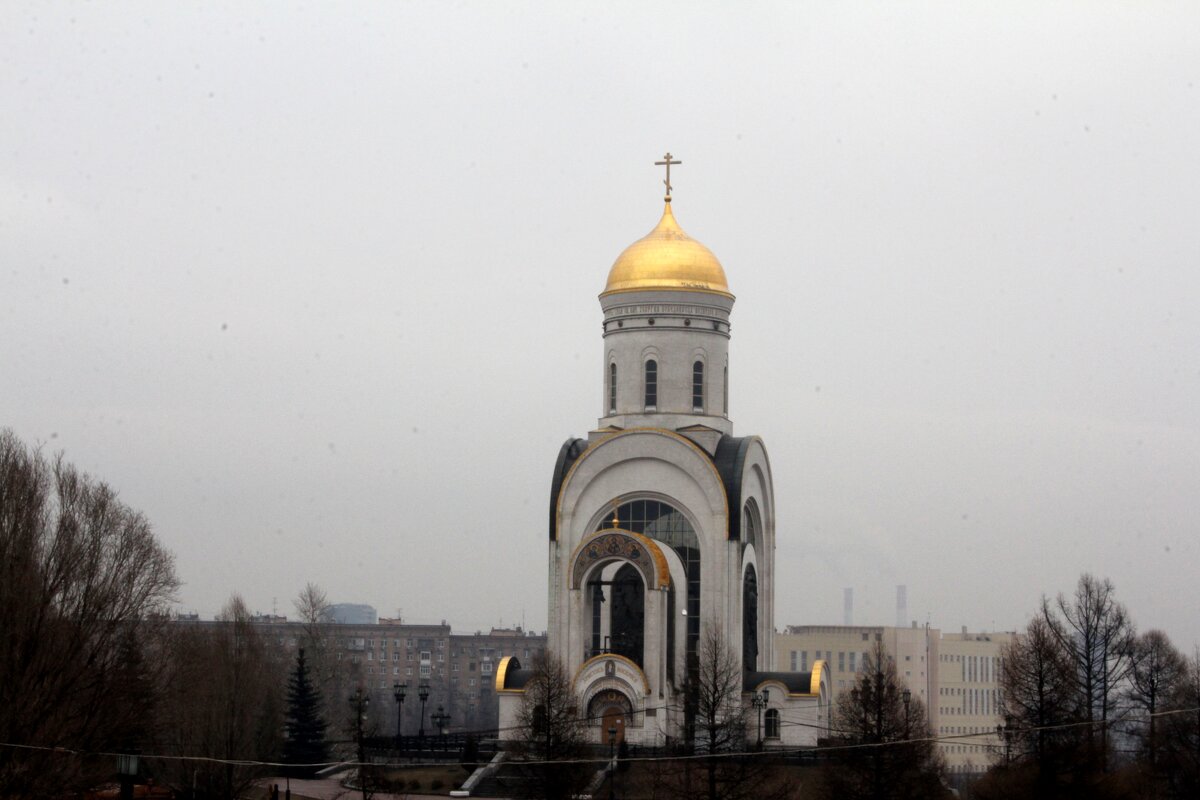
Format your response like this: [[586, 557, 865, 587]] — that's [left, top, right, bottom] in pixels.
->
[[555, 429, 729, 548], [569, 529, 671, 590]]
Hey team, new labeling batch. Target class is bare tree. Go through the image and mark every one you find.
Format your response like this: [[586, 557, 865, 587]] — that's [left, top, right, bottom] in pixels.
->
[[1159, 649, 1200, 799], [512, 650, 590, 800], [650, 626, 799, 800], [294, 582, 331, 651], [152, 596, 284, 800], [693, 624, 748, 800], [293, 582, 349, 711], [1126, 629, 1186, 794], [693, 624, 748, 756], [1041, 573, 1136, 772], [0, 430, 179, 799], [821, 641, 945, 800], [992, 616, 1085, 797]]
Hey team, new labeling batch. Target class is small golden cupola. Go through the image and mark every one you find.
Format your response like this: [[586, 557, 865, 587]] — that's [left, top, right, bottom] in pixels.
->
[[601, 200, 732, 298], [602, 152, 732, 298]]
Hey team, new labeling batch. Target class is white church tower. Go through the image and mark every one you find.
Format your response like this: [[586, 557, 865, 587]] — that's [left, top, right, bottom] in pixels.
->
[[497, 156, 828, 748]]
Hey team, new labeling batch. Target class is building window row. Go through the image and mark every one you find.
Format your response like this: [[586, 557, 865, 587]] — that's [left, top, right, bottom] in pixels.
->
[[606, 358, 709, 413]]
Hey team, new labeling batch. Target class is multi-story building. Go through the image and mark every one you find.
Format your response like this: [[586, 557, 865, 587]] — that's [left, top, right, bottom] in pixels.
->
[[775, 624, 1018, 780], [935, 628, 1016, 778], [775, 624, 939, 718], [183, 614, 546, 737]]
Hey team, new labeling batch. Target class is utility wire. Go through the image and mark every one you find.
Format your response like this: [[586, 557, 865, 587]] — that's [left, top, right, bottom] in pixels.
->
[[3, 705, 1197, 772]]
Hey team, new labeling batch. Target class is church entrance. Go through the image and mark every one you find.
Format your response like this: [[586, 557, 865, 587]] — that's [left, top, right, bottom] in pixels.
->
[[588, 689, 632, 745], [602, 709, 626, 745]]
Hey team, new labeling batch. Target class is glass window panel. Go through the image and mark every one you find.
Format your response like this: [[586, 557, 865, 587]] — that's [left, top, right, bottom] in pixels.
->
[[644, 360, 657, 408]]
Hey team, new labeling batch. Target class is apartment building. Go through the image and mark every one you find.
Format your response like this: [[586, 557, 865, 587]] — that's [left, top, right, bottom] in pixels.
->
[[181, 613, 546, 736], [935, 629, 1016, 777], [775, 624, 939, 714], [775, 624, 1018, 780]]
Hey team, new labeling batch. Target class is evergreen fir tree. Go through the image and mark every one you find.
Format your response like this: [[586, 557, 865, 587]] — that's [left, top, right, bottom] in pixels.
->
[[283, 647, 330, 777]]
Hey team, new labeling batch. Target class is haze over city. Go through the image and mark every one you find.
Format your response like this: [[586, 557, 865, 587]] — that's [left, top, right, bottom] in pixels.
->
[[3, 3, 1198, 648]]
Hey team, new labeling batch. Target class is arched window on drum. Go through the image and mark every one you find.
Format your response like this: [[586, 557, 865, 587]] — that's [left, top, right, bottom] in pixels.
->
[[608, 362, 617, 414], [644, 360, 658, 410]]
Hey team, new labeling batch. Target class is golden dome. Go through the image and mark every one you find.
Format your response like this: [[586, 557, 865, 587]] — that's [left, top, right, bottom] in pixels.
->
[[602, 200, 732, 297]]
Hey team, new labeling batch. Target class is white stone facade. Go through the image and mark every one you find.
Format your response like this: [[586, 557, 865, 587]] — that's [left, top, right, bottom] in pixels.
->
[[498, 197, 827, 749]]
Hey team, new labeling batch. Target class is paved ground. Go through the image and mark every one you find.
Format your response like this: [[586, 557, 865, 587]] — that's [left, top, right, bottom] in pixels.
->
[[256, 776, 454, 800]]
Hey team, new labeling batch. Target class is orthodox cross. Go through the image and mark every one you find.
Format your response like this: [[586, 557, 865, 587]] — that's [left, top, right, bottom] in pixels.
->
[[655, 152, 681, 198]]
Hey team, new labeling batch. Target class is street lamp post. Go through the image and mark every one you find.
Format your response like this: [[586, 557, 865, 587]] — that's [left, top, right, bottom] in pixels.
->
[[431, 705, 450, 748], [349, 688, 370, 800], [608, 726, 618, 800], [902, 688, 912, 739], [751, 690, 768, 749], [392, 682, 408, 744], [117, 753, 138, 800], [417, 680, 430, 742]]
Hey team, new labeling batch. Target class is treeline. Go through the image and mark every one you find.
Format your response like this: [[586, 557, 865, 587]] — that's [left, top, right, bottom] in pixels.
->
[[0, 430, 339, 800], [975, 573, 1200, 800]]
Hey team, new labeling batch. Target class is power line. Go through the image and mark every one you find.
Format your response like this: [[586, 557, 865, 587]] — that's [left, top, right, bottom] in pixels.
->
[[4, 705, 1196, 771]]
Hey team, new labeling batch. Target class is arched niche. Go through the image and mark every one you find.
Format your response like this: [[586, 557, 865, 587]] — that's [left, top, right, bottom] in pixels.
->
[[570, 530, 669, 671], [595, 498, 701, 684], [742, 562, 758, 672]]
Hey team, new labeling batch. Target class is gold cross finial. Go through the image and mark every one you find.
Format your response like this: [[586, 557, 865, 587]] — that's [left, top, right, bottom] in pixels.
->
[[655, 152, 681, 200], [611, 507, 620, 529]]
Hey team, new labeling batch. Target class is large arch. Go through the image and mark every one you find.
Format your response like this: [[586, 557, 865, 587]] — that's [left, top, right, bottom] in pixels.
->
[[569, 529, 672, 673], [569, 528, 671, 592], [550, 428, 737, 744], [574, 653, 650, 743], [554, 429, 729, 547], [596, 498, 701, 688]]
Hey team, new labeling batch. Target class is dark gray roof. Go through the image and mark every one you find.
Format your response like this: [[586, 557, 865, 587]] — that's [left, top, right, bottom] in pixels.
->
[[744, 670, 816, 695], [503, 669, 534, 691], [549, 438, 587, 540], [712, 436, 753, 540]]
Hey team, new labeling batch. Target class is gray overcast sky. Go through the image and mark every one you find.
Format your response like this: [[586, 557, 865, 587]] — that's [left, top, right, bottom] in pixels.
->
[[3, 2, 1198, 647]]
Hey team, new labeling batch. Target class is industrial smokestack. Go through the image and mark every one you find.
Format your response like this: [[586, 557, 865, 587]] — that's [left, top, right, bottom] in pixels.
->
[[896, 585, 907, 629], [843, 588, 854, 626]]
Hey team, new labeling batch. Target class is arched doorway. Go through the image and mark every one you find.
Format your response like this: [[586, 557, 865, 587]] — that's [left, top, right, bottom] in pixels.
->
[[588, 689, 632, 745]]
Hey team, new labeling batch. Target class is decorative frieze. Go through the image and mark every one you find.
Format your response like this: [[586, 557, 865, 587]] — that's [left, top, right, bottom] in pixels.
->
[[605, 303, 727, 319]]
